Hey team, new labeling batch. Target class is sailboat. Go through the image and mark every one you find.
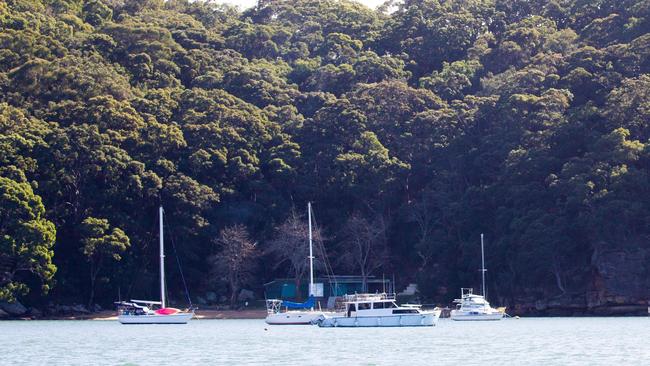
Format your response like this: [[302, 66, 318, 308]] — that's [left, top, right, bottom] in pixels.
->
[[115, 206, 194, 324], [265, 202, 337, 325], [450, 234, 505, 321]]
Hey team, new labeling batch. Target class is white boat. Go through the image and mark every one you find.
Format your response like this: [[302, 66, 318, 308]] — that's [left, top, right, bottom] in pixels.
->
[[450, 234, 505, 321], [315, 293, 441, 327], [450, 288, 504, 321], [116, 300, 194, 324], [116, 206, 194, 324], [265, 298, 330, 325], [265, 202, 337, 325]]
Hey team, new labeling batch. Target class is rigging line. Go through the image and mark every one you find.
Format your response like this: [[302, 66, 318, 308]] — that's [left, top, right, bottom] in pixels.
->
[[309, 206, 338, 295], [164, 214, 194, 309]]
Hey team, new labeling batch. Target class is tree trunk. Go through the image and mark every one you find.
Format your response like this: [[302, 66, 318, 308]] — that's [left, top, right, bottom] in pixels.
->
[[551, 259, 566, 295], [229, 273, 239, 309], [88, 265, 97, 309]]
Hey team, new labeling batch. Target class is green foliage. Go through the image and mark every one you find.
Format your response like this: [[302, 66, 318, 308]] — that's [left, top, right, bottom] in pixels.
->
[[81, 217, 130, 261], [2, 0, 650, 308], [0, 176, 56, 302]]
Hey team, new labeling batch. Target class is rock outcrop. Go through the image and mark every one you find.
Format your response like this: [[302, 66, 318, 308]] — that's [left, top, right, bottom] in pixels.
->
[[0, 300, 27, 316]]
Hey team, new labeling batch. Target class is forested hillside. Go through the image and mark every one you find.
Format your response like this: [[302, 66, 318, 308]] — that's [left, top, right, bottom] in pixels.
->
[[1, 0, 649, 315]]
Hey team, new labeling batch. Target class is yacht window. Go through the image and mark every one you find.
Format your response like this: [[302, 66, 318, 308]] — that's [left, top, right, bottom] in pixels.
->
[[392, 309, 418, 314], [373, 302, 384, 309], [387, 302, 397, 308], [358, 302, 371, 310]]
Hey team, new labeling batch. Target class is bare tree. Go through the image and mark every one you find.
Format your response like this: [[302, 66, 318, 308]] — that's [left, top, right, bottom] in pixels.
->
[[340, 212, 388, 292], [209, 225, 256, 308], [266, 208, 322, 300]]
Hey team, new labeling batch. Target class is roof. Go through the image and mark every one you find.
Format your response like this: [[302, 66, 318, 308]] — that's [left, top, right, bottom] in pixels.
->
[[264, 275, 390, 287]]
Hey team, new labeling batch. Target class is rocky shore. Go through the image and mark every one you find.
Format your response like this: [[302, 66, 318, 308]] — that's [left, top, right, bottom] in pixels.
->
[[3, 289, 648, 320], [509, 297, 649, 317], [0, 301, 267, 320]]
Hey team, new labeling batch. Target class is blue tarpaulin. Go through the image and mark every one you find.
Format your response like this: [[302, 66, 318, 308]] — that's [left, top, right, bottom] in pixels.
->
[[282, 296, 316, 309]]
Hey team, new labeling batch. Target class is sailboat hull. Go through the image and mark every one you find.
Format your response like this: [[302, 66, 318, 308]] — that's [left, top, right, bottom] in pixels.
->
[[118, 312, 194, 324], [265, 311, 337, 325], [450, 311, 503, 321]]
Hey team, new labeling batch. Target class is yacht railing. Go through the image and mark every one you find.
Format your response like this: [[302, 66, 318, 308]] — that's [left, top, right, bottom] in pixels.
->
[[343, 292, 396, 302], [265, 299, 283, 314]]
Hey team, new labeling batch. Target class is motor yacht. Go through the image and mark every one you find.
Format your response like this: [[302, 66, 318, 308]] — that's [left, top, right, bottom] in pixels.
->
[[315, 293, 441, 327], [449, 288, 504, 321]]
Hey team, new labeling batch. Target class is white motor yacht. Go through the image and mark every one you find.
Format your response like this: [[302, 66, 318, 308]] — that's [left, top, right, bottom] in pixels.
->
[[450, 233, 505, 321], [315, 293, 441, 327], [449, 288, 504, 321]]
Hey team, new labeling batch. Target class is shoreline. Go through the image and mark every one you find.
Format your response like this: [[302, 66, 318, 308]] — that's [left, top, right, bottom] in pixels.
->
[[4, 309, 649, 320], [4, 309, 268, 321]]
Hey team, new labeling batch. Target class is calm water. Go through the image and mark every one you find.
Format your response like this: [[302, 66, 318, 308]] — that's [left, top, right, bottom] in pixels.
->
[[1, 317, 648, 365]]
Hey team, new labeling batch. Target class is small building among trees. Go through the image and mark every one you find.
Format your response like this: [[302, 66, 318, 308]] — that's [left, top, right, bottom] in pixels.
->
[[263, 275, 392, 308]]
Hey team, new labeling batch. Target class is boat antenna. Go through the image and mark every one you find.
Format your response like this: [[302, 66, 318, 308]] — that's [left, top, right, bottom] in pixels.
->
[[480, 233, 487, 300], [159, 205, 166, 308]]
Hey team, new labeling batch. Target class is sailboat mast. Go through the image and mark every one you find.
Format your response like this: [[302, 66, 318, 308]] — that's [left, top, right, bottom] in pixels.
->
[[159, 206, 166, 308], [308, 202, 314, 297], [480, 233, 486, 299]]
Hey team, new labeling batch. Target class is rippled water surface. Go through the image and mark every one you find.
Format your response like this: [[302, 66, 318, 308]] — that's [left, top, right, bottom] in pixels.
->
[[1, 317, 648, 365]]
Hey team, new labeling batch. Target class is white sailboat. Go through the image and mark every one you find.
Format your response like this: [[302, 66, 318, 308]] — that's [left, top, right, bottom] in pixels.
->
[[116, 206, 194, 324], [450, 234, 505, 321], [265, 202, 337, 325]]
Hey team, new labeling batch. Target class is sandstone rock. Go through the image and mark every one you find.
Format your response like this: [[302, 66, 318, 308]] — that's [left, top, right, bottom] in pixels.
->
[[55, 305, 73, 314], [28, 307, 42, 317], [72, 304, 90, 314], [593, 248, 647, 304], [586, 291, 604, 308], [0, 300, 27, 316], [238, 289, 255, 302], [592, 305, 646, 316]]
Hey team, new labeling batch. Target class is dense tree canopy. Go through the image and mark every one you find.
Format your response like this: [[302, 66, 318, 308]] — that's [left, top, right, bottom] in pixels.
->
[[1, 0, 649, 311]]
